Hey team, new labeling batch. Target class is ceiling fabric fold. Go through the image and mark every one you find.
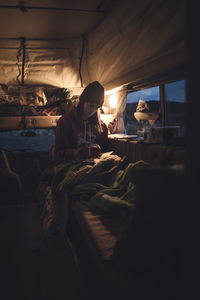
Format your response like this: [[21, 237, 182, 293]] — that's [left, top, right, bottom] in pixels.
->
[[0, 38, 83, 88], [82, 0, 186, 90], [0, 0, 186, 92]]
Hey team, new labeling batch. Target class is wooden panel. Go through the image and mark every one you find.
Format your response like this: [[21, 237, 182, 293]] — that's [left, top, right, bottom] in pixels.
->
[[108, 138, 185, 166]]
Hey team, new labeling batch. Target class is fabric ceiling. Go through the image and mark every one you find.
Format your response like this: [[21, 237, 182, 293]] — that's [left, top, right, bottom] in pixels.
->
[[83, 0, 186, 90], [0, 0, 186, 93]]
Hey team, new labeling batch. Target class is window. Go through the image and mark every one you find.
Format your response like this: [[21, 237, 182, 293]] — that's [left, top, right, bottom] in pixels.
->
[[124, 86, 160, 135], [123, 80, 186, 139], [164, 80, 186, 136]]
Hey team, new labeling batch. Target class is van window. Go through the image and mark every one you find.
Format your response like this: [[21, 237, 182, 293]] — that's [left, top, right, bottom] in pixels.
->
[[123, 80, 186, 139], [124, 86, 160, 135], [164, 80, 186, 136]]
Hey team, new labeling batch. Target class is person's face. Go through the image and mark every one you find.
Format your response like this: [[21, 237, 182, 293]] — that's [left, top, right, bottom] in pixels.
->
[[83, 102, 100, 120]]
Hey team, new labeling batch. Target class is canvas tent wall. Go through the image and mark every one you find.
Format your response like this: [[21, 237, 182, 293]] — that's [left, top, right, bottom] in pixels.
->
[[0, 38, 83, 89], [83, 0, 186, 90], [0, 0, 186, 93]]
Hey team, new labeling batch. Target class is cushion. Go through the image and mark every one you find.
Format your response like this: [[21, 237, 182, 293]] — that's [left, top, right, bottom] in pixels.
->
[[72, 200, 126, 261]]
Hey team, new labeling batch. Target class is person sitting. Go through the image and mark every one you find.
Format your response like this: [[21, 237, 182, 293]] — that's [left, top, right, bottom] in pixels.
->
[[53, 81, 108, 166], [37, 81, 108, 212]]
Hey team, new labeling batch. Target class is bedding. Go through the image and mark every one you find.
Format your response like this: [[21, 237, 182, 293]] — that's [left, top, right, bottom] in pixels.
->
[[40, 150, 184, 300], [71, 200, 127, 261], [69, 166, 185, 300], [40, 152, 151, 235]]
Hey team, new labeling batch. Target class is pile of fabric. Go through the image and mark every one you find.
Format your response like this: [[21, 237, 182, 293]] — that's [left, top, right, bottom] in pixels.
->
[[40, 152, 151, 235]]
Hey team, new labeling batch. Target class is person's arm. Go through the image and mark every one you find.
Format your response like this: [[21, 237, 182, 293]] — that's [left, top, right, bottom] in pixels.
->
[[53, 116, 75, 165], [54, 115, 91, 165]]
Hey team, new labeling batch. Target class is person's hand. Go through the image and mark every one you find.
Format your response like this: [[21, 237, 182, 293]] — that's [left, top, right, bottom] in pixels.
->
[[108, 119, 116, 134], [89, 144, 102, 158], [74, 143, 102, 160]]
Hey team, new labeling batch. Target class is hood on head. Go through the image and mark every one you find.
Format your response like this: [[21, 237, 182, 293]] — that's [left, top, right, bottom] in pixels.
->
[[79, 81, 104, 107]]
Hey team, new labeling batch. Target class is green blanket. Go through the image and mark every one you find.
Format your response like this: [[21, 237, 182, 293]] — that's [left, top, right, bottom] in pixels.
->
[[42, 153, 151, 235]]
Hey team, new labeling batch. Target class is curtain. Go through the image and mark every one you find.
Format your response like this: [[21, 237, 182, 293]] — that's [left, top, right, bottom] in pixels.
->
[[108, 88, 127, 134]]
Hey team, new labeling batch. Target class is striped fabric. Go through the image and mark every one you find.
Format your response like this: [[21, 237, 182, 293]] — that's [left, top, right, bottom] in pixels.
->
[[72, 200, 126, 261]]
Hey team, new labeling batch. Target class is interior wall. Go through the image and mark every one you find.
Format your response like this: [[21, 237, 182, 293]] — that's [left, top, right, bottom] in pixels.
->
[[0, 38, 83, 89], [183, 1, 199, 298]]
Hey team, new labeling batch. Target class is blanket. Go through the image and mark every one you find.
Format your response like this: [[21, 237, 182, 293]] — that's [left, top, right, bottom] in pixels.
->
[[41, 152, 151, 235]]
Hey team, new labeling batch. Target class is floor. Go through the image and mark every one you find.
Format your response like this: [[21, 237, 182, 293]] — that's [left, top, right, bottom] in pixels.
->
[[0, 202, 89, 300]]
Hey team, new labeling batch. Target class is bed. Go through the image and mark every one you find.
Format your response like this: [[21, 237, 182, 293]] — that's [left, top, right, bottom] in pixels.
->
[[39, 147, 185, 300]]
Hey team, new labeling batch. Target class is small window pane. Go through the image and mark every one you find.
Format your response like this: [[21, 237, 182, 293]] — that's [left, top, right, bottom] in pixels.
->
[[164, 80, 186, 136], [124, 86, 160, 135]]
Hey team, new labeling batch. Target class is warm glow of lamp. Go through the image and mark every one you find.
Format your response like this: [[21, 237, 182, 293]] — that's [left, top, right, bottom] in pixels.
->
[[109, 93, 118, 108], [105, 86, 122, 95], [105, 85, 122, 111]]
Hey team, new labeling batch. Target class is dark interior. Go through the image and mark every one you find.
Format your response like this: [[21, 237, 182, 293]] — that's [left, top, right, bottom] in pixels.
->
[[0, 1, 198, 300]]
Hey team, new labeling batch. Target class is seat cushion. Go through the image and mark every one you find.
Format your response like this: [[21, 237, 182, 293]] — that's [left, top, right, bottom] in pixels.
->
[[71, 200, 126, 261]]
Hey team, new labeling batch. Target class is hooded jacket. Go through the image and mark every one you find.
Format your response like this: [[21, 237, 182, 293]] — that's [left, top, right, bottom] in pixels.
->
[[53, 106, 108, 165], [79, 81, 104, 107], [53, 81, 108, 165]]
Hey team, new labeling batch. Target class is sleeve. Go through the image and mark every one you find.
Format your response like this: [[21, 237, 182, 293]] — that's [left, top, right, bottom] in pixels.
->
[[53, 115, 75, 165]]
